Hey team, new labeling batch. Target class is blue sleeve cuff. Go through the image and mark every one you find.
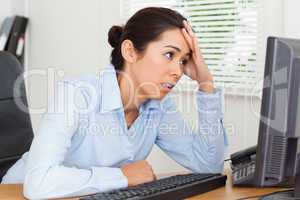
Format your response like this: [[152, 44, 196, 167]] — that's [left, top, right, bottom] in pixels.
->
[[196, 88, 224, 118], [91, 167, 128, 192]]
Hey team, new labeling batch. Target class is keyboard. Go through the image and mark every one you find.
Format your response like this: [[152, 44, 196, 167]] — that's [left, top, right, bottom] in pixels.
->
[[80, 173, 227, 200]]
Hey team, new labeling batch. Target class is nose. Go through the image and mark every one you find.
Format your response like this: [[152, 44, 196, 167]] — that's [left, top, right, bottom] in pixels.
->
[[170, 61, 183, 80]]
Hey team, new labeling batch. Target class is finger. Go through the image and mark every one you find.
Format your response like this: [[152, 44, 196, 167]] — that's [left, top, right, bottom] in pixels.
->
[[183, 20, 195, 37], [181, 28, 194, 52], [183, 20, 197, 52], [192, 35, 205, 62], [183, 20, 192, 34], [181, 27, 192, 44], [192, 34, 201, 57], [188, 21, 196, 35]]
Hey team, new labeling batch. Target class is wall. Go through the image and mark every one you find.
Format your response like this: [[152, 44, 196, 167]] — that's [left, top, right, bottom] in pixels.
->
[[0, 0, 27, 25], [25, 0, 106, 132], [0, 0, 11, 24], [284, 0, 300, 38]]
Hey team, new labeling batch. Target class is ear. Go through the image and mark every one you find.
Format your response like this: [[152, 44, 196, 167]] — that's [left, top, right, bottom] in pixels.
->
[[121, 39, 138, 63]]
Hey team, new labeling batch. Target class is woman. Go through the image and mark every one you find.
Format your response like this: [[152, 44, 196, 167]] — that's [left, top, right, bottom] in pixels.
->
[[1, 7, 227, 199]]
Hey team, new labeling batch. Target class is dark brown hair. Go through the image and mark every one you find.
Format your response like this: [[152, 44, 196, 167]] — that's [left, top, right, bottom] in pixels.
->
[[108, 7, 187, 71]]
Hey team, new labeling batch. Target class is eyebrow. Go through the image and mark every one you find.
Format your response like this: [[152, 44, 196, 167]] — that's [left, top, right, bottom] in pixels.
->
[[164, 45, 191, 56]]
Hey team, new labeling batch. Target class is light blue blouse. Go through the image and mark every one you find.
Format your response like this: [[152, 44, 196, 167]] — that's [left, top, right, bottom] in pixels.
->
[[1, 64, 228, 199]]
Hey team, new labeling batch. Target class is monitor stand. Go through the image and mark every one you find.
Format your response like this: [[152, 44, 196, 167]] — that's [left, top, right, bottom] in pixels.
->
[[261, 167, 300, 199]]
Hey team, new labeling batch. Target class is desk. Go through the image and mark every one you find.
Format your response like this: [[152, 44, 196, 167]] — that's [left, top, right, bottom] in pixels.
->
[[0, 174, 286, 200]]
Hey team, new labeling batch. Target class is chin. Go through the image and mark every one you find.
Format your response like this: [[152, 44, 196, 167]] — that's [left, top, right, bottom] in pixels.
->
[[150, 91, 169, 100]]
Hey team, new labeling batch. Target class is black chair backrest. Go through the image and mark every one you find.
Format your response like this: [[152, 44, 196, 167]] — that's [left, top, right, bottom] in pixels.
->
[[0, 51, 33, 181]]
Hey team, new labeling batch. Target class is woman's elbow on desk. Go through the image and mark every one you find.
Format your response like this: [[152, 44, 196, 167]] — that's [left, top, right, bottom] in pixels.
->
[[23, 169, 50, 200], [23, 166, 69, 200]]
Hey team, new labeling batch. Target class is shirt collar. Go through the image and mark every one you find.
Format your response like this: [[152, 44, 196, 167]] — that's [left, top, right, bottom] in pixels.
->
[[100, 64, 123, 112], [99, 64, 160, 113], [139, 98, 161, 113]]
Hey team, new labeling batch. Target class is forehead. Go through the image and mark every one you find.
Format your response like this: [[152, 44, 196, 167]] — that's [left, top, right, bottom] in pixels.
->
[[149, 28, 190, 54]]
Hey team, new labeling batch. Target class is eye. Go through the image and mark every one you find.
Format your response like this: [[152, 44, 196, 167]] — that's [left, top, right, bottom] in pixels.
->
[[180, 58, 188, 66], [164, 52, 174, 60]]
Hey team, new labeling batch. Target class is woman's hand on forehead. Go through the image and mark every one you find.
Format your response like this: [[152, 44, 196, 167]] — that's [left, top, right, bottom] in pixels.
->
[[181, 20, 214, 93]]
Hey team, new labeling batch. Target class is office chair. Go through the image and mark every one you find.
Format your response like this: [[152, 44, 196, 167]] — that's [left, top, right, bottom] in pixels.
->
[[0, 51, 33, 182]]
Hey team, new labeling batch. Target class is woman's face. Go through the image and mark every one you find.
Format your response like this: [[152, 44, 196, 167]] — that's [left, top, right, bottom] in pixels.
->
[[130, 28, 191, 100]]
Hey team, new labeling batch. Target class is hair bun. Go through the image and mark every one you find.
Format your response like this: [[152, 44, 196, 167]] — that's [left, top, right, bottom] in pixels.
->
[[108, 25, 124, 48]]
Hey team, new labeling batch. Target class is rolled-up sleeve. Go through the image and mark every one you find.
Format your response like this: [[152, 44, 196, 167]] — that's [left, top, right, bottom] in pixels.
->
[[155, 88, 228, 173]]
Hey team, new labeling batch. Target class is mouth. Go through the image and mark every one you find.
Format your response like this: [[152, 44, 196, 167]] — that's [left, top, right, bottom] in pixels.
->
[[161, 82, 175, 91]]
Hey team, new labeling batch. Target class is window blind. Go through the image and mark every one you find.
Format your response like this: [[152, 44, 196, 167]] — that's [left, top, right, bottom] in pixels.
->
[[121, 0, 264, 93]]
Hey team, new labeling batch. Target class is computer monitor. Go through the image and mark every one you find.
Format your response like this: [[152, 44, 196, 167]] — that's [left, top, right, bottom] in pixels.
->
[[253, 36, 300, 199]]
